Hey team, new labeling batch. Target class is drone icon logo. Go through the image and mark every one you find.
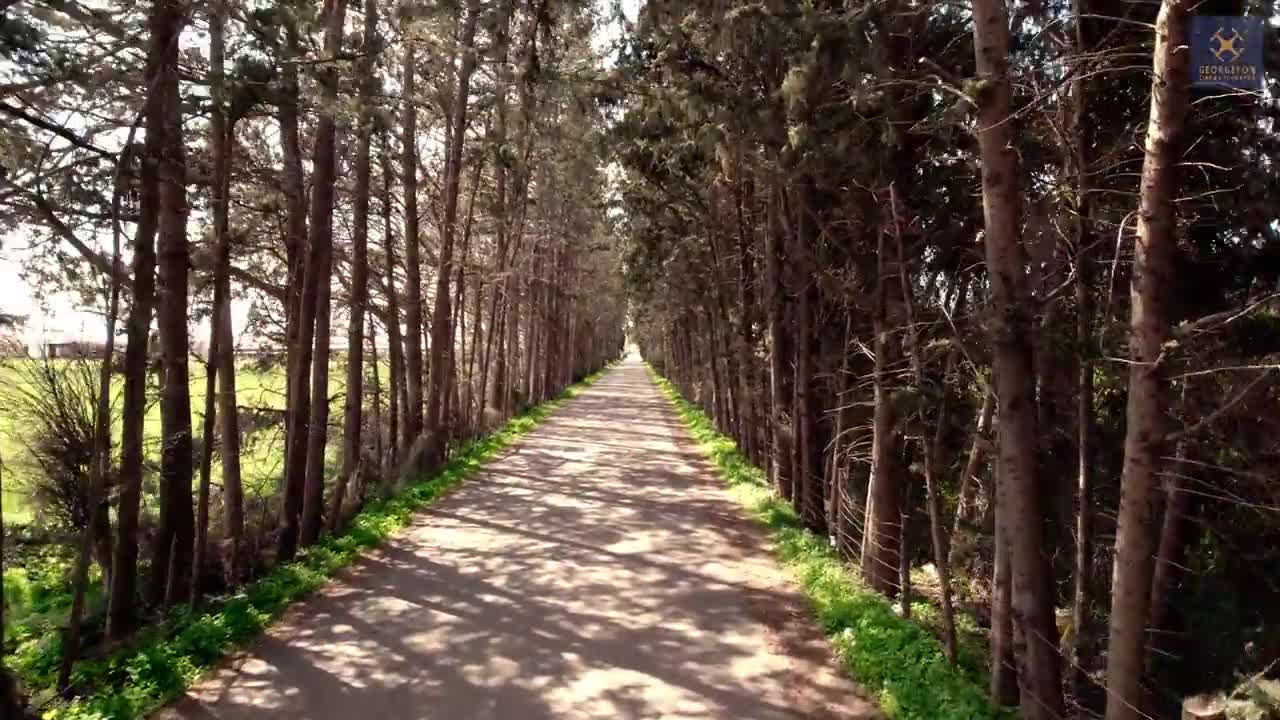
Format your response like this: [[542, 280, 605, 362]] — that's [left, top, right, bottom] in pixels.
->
[[1211, 27, 1245, 63], [1192, 15, 1262, 90]]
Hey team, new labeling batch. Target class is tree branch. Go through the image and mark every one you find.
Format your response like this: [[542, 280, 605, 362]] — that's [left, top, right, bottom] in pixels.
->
[[1, 177, 131, 287], [1167, 369, 1276, 442], [0, 102, 116, 159]]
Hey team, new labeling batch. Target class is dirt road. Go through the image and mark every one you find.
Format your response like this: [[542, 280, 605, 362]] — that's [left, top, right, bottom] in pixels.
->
[[158, 358, 879, 719]]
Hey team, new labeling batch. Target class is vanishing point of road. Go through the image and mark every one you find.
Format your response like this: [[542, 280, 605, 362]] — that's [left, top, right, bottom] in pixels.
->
[[158, 358, 880, 720]]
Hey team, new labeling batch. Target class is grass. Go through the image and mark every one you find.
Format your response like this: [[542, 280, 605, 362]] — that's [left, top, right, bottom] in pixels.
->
[[11, 363, 615, 720], [0, 357, 315, 523], [0, 358, 338, 652], [647, 365, 1011, 720]]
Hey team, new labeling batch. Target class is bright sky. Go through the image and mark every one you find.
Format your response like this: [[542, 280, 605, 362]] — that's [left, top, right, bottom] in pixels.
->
[[1, 0, 642, 355]]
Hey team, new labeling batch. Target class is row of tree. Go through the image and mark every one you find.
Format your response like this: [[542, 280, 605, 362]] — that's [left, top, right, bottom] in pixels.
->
[[619, 1, 1278, 719], [1, 0, 624, 700]]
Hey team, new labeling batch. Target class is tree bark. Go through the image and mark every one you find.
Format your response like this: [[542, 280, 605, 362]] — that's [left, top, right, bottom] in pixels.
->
[[991, 480, 1019, 706], [864, 218, 904, 595], [486, 0, 514, 419], [208, 0, 244, 584], [59, 124, 127, 692], [764, 177, 793, 501], [277, 20, 310, 563], [422, 0, 481, 467], [381, 133, 405, 467], [107, 40, 163, 638], [194, 347, 217, 603], [333, 0, 377, 532], [1069, 0, 1097, 696], [950, 388, 994, 564], [1103, 4, 1190, 719], [733, 168, 761, 465], [792, 183, 825, 535], [1148, 384, 1193, 674], [457, 156, 484, 437], [298, 0, 349, 547], [971, 0, 1064, 714], [401, 13, 425, 446], [890, 184, 957, 662], [151, 0, 194, 605]]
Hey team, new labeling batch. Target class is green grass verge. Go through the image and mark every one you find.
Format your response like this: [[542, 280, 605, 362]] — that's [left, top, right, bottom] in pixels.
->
[[647, 365, 1011, 720], [28, 364, 615, 720]]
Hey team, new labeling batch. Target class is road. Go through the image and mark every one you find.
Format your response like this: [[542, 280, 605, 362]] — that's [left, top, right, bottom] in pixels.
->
[[158, 358, 879, 720]]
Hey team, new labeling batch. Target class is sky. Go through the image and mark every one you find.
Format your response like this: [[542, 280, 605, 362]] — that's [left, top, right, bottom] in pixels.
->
[[1, 0, 642, 355]]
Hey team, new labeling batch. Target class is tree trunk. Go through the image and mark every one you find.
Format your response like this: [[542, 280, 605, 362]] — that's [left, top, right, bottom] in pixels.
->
[[59, 121, 128, 690], [864, 220, 904, 595], [151, 0, 195, 605], [891, 184, 957, 663], [381, 134, 405, 467], [950, 388, 994, 565], [733, 168, 761, 465], [454, 154, 483, 437], [486, 0, 514, 419], [401, 13, 424, 446], [972, 0, 1063, 714], [333, 0, 377, 532], [465, 250, 484, 436], [522, 250, 540, 405], [1148, 384, 1193, 674], [764, 177, 793, 501], [107, 40, 163, 638], [423, 0, 481, 467], [298, 0, 349, 547], [991, 481, 1019, 706], [792, 184, 825, 536], [368, 312, 383, 493], [828, 314, 851, 539], [1103, 4, 1190, 719], [194, 348, 217, 603], [208, 0, 244, 583], [277, 21, 310, 563], [1069, 0, 1097, 695]]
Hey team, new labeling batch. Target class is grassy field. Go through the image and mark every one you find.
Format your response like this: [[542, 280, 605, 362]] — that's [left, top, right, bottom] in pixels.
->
[[0, 355, 371, 682], [0, 356, 358, 525]]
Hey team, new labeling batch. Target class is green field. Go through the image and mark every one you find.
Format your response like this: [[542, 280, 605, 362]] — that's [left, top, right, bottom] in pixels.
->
[[0, 357, 360, 525]]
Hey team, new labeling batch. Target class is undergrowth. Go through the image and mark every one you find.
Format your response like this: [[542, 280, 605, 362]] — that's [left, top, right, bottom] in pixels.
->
[[648, 366, 1012, 720], [25, 365, 613, 720]]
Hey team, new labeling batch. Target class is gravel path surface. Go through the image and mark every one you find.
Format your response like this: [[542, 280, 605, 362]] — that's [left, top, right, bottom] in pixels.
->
[[157, 358, 880, 720]]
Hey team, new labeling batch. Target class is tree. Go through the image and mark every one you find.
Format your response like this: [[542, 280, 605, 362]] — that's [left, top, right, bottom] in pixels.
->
[[298, 0, 350, 547], [423, 0, 482, 468], [401, 6, 425, 449], [208, 0, 246, 585], [277, 7, 312, 563], [106, 0, 166, 636], [970, 0, 1063, 715], [333, 0, 379, 531], [1104, 2, 1192, 718], [149, 0, 196, 605]]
